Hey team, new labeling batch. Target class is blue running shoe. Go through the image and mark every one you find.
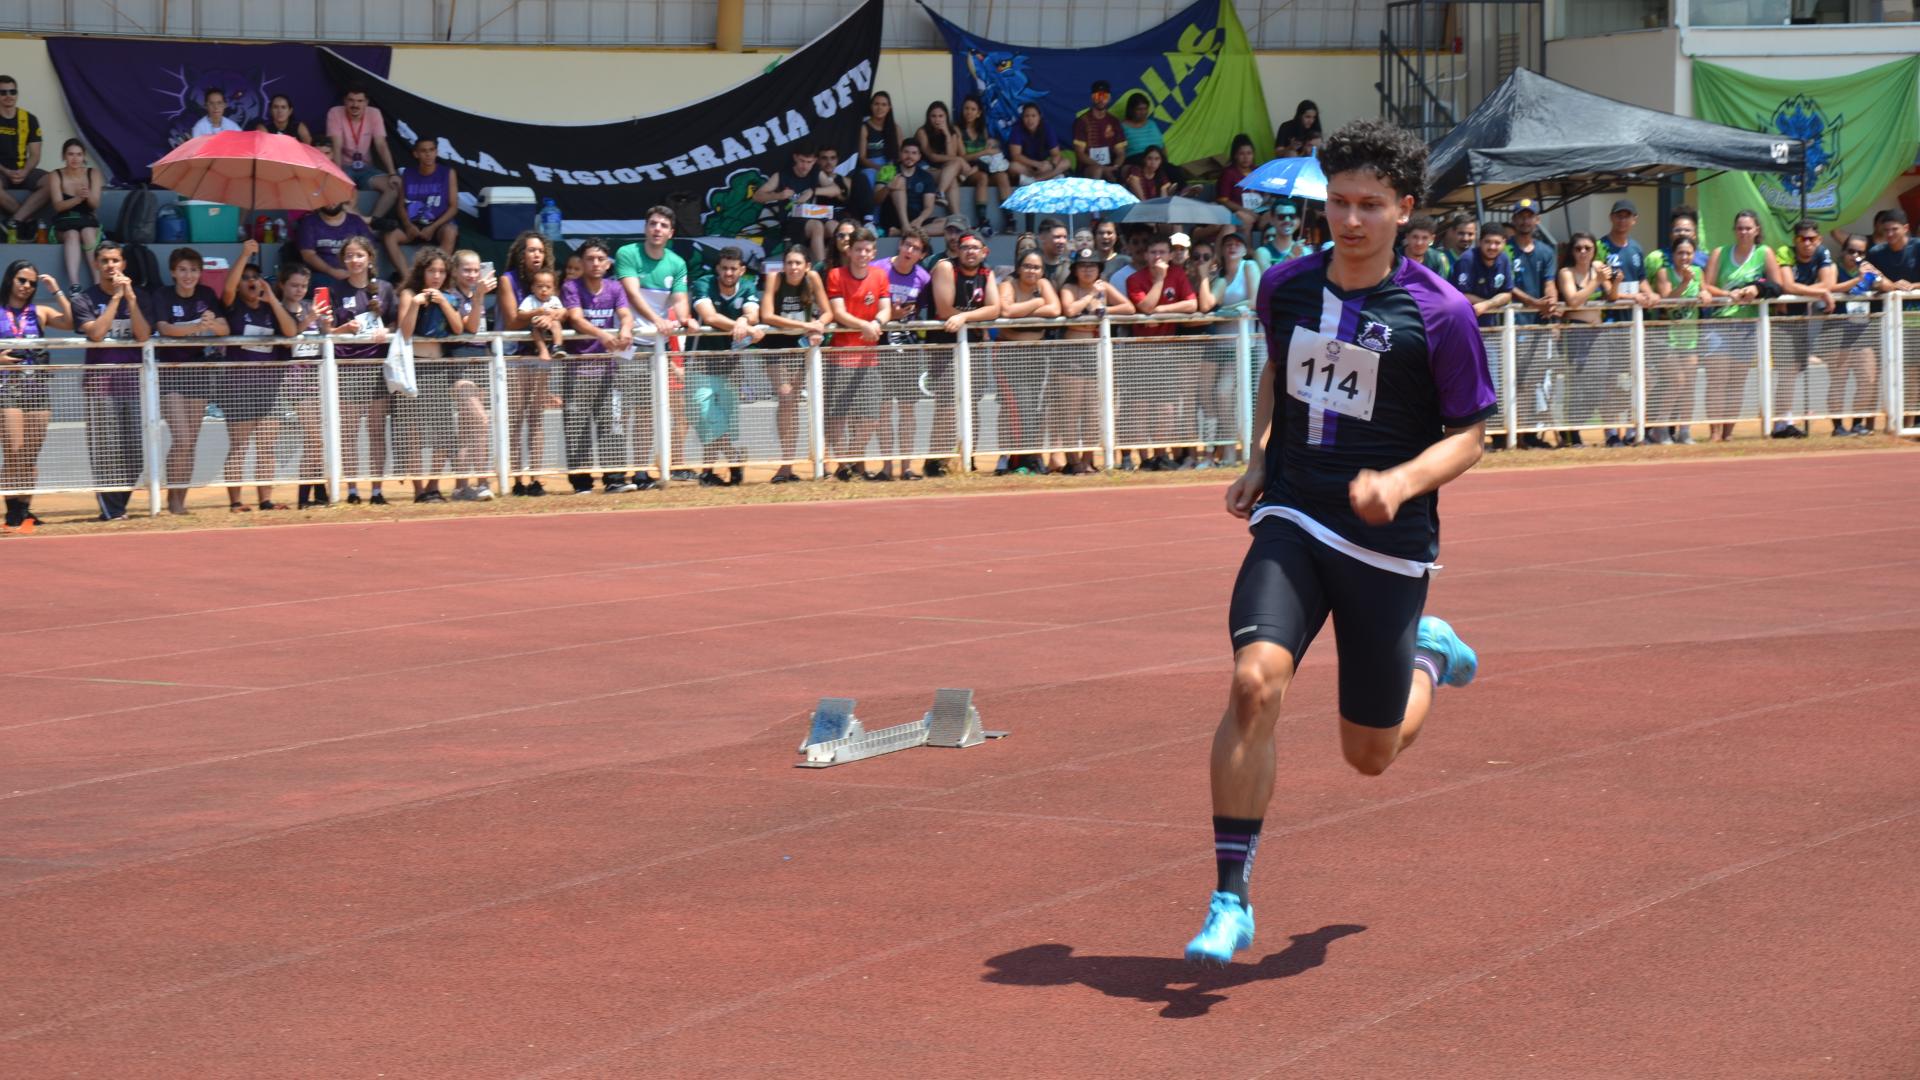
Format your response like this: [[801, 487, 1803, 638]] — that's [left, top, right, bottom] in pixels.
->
[[1417, 615, 1478, 688], [1184, 891, 1255, 967]]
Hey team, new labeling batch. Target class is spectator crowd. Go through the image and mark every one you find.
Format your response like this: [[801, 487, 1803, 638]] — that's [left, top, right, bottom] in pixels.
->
[[0, 76, 1914, 529]]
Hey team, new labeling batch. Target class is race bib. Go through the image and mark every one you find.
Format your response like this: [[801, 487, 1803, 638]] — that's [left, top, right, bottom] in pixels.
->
[[241, 322, 276, 353], [1618, 280, 1640, 296], [1286, 326, 1380, 421], [291, 333, 321, 358], [1087, 146, 1112, 166], [1845, 300, 1870, 315], [1243, 191, 1266, 210], [353, 311, 381, 334]]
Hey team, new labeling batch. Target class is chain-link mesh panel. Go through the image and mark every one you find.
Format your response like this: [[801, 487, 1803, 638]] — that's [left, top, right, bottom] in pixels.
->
[[163, 360, 329, 489], [1690, 314, 1764, 426], [1112, 331, 1239, 451], [726, 344, 820, 469], [1549, 321, 1633, 434], [0, 363, 145, 496], [542, 353, 657, 488], [798, 340, 956, 463], [811, 340, 958, 465], [1767, 309, 1884, 427], [1904, 310, 1920, 426], [965, 336, 1103, 459], [502, 356, 561, 479], [1643, 311, 1703, 432], [1510, 323, 1558, 434], [1478, 325, 1508, 436], [336, 357, 497, 484]]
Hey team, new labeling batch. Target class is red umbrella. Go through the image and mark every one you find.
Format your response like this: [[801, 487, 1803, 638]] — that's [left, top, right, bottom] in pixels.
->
[[150, 130, 356, 211]]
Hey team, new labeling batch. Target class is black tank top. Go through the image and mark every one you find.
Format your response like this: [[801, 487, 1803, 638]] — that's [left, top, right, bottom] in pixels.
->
[[765, 274, 816, 350], [930, 265, 988, 343], [952, 266, 988, 312]]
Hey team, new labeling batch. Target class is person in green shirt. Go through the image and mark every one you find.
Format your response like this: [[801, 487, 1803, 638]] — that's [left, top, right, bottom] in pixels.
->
[[1701, 209, 1781, 443], [615, 206, 693, 482], [690, 246, 763, 486]]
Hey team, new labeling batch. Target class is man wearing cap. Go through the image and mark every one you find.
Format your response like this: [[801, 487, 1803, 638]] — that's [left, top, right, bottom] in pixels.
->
[[1599, 199, 1655, 311], [1505, 200, 1558, 449], [1597, 198, 1653, 446], [1072, 81, 1128, 181], [1168, 231, 1193, 268], [924, 229, 1001, 475], [934, 214, 970, 265]]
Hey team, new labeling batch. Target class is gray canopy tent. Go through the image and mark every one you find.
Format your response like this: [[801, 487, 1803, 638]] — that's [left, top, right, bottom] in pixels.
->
[[1426, 69, 1807, 221]]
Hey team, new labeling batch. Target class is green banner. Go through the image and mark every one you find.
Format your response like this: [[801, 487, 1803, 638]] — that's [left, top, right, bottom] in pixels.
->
[[1692, 57, 1919, 253], [1158, 0, 1273, 168]]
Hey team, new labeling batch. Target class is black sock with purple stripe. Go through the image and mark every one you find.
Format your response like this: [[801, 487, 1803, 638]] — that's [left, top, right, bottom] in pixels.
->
[[1213, 815, 1263, 904]]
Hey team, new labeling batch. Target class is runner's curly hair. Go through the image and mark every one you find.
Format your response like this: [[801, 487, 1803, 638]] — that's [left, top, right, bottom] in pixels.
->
[[1319, 118, 1429, 201]]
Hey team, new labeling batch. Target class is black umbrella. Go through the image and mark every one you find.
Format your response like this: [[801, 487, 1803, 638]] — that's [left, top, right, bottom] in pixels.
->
[[1107, 196, 1238, 226]]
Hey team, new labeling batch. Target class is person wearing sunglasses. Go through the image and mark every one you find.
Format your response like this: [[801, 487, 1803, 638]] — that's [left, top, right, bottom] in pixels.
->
[[1825, 238, 1881, 437], [0, 76, 50, 241], [0, 259, 73, 529]]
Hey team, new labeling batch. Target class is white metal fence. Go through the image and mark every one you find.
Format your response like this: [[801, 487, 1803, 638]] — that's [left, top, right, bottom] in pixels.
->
[[0, 293, 1912, 514]]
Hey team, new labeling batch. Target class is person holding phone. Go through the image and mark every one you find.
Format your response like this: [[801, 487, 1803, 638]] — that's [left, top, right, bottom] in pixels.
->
[[0, 259, 73, 529]]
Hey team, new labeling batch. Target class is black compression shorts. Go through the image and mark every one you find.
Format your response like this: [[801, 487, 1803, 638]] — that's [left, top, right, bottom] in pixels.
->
[[1227, 516, 1430, 728]]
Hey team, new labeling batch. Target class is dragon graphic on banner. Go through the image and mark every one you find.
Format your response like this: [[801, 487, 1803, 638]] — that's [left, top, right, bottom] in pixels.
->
[[918, 0, 1271, 169]]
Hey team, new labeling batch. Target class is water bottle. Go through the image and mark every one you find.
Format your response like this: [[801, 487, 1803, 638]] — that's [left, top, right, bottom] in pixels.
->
[[537, 198, 564, 245], [1852, 270, 1876, 295]]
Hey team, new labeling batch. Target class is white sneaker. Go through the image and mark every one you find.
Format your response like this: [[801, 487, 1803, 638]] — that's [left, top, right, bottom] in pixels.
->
[[471, 484, 495, 501]]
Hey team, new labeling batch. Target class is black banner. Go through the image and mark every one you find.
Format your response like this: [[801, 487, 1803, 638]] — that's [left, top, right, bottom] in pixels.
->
[[317, 0, 881, 233]]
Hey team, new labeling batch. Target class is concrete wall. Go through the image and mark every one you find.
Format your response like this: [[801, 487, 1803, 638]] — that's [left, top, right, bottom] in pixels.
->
[[1545, 28, 1679, 114]]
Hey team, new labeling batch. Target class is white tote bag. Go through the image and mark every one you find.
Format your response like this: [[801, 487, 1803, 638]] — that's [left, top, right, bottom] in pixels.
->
[[382, 331, 418, 397]]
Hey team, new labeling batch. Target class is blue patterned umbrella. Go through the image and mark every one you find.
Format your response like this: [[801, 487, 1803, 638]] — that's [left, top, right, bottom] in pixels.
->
[[1239, 155, 1328, 202], [1002, 176, 1138, 216]]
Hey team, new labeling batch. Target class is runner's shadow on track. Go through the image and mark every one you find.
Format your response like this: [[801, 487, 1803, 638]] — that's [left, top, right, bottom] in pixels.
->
[[982, 924, 1367, 1018]]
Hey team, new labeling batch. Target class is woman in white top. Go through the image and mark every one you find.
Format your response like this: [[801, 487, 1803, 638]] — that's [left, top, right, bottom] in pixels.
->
[[190, 88, 243, 138]]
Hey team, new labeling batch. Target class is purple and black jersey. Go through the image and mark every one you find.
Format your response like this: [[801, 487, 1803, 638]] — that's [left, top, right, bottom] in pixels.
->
[[1253, 251, 1496, 566], [402, 166, 452, 226]]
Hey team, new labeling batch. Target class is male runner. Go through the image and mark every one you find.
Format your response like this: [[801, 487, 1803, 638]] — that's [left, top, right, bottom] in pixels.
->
[[1185, 119, 1494, 966]]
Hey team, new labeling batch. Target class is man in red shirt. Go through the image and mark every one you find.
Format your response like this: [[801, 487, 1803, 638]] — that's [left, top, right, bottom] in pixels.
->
[[825, 226, 893, 480], [1072, 80, 1128, 182], [1126, 235, 1198, 468]]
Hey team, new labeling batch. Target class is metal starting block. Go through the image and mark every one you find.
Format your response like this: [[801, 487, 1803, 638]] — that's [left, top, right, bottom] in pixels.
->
[[797, 689, 1008, 768]]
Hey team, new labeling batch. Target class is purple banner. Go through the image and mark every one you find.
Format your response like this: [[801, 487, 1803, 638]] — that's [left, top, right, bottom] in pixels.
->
[[46, 38, 391, 185]]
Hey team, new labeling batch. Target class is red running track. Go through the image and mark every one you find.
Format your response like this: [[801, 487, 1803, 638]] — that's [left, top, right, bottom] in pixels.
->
[[2, 453, 1917, 1078]]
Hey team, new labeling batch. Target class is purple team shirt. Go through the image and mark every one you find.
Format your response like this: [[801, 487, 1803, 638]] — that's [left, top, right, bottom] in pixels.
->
[[562, 277, 629, 367], [1253, 250, 1496, 562], [296, 212, 375, 277]]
